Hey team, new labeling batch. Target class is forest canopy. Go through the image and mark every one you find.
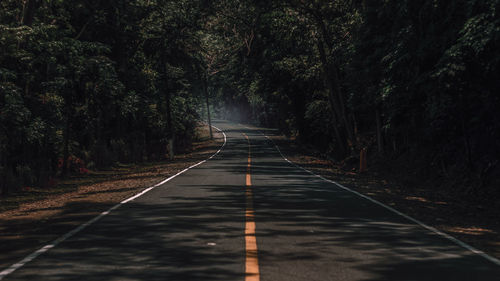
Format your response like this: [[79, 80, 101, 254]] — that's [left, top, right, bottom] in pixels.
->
[[1, 0, 499, 199]]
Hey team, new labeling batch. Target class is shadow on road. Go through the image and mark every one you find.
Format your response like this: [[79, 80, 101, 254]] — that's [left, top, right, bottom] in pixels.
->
[[1, 124, 499, 281]]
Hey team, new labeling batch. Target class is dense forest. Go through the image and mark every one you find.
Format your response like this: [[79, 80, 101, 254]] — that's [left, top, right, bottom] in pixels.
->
[[1, 0, 499, 200]]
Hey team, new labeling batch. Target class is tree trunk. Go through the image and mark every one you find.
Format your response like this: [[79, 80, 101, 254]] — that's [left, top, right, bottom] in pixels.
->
[[166, 91, 174, 160], [330, 61, 353, 145], [314, 17, 355, 152], [0, 140, 5, 196], [316, 40, 347, 156], [21, 0, 39, 26], [61, 113, 70, 177], [203, 74, 213, 139], [376, 108, 384, 154], [461, 119, 474, 172]]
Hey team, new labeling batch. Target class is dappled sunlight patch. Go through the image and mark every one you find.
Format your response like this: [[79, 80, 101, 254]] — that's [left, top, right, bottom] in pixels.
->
[[444, 226, 496, 236], [404, 196, 450, 208], [405, 196, 430, 203], [435, 201, 448, 205]]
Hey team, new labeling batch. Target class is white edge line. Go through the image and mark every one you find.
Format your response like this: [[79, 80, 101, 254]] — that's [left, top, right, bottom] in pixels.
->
[[254, 129, 500, 267], [0, 126, 227, 280]]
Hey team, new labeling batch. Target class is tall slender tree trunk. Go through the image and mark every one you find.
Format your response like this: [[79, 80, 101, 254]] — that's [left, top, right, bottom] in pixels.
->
[[165, 90, 174, 160], [203, 73, 213, 139], [331, 63, 354, 147], [376, 108, 384, 154], [316, 40, 347, 156], [331, 113, 347, 157], [315, 17, 355, 151], [462, 119, 474, 172], [21, 0, 39, 26], [61, 112, 70, 177], [0, 138, 6, 196]]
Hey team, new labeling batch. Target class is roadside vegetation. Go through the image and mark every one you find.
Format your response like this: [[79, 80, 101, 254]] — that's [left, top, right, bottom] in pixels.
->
[[209, 0, 500, 207], [0, 124, 220, 212], [1, 1, 499, 212], [1, 1, 211, 195]]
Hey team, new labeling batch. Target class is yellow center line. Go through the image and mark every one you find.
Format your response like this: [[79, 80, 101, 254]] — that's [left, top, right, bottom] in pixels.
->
[[243, 133, 259, 281]]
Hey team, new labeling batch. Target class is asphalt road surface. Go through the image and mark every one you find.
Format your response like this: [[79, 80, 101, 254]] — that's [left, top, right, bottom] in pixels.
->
[[1, 120, 500, 281]]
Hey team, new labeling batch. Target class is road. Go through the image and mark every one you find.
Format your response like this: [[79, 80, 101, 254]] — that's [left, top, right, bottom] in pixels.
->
[[1, 120, 499, 280]]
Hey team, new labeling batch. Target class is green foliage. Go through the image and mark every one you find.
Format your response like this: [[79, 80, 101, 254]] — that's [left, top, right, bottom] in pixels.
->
[[205, 0, 500, 194], [0, 0, 207, 195], [1, 0, 499, 197]]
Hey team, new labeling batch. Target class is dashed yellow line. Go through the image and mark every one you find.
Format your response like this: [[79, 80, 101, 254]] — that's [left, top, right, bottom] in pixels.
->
[[243, 133, 259, 281]]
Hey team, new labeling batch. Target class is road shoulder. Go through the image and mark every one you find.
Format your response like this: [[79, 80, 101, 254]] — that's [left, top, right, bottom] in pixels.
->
[[266, 134, 500, 261], [0, 128, 224, 270]]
